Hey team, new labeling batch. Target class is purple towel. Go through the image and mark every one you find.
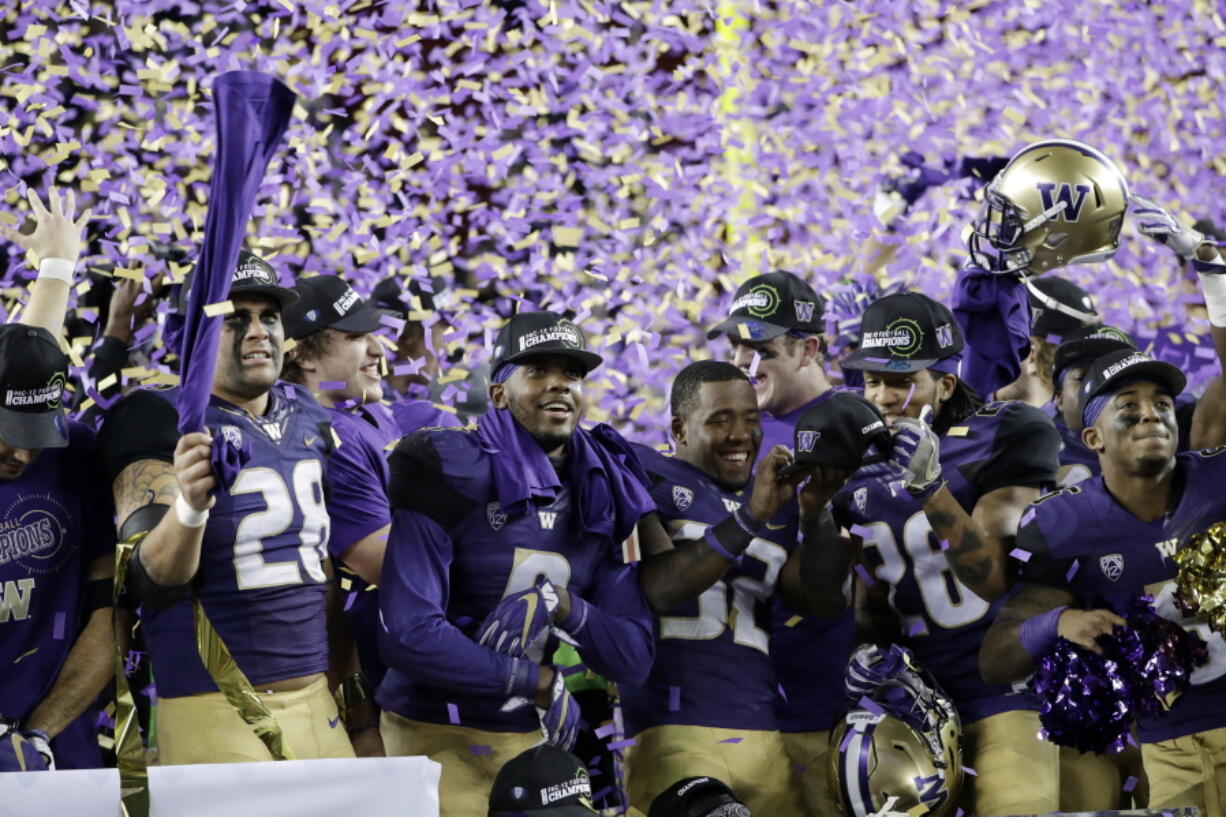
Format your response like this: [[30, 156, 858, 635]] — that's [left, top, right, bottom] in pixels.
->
[[474, 406, 654, 543], [952, 264, 1032, 399], [175, 71, 295, 488]]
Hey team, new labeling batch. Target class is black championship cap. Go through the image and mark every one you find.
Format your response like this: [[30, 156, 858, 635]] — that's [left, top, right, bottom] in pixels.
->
[[706, 271, 824, 341], [281, 275, 385, 340], [0, 325, 70, 449], [841, 292, 964, 373], [648, 776, 750, 817], [488, 745, 598, 816], [371, 275, 450, 316], [491, 311, 603, 374], [1052, 324, 1136, 381], [778, 391, 892, 478], [1077, 348, 1186, 422], [179, 250, 298, 312], [1026, 275, 1098, 340]]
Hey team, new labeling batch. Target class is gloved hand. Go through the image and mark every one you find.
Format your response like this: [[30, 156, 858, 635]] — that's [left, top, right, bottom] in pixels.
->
[[845, 643, 915, 700], [0, 722, 53, 771], [536, 670, 581, 751], [1130, 195, 1207, 259], [477, 575, 561, 663], [889, 416, 942, 500]]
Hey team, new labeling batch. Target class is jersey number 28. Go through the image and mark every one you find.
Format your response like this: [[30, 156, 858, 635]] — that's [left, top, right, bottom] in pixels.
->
[[231, 461, 330, 589]]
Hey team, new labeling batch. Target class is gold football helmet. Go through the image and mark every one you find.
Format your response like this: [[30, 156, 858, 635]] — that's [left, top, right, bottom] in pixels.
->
[[829, 646, 963, 817], [969, 139, 1129, 275]]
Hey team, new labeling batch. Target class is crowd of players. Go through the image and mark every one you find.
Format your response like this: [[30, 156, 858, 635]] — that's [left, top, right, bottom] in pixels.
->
[[2, 138, 1226, 817]]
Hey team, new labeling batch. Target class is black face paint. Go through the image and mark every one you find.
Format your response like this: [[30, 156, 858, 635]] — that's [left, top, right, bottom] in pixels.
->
[[228, 311, 253, 364]]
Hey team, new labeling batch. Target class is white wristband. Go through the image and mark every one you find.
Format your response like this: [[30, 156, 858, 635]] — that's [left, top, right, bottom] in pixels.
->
[[36, 257, 75, 284], [174, 494, 209, 528], [1198, 271, 1226, 327]]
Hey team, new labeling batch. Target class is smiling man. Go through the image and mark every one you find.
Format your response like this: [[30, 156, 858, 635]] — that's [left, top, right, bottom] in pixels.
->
[[706, 271, 852, 815], [621, 360, 858, 815], [97, 252, 358, 764], [376, 310, 657, 817]]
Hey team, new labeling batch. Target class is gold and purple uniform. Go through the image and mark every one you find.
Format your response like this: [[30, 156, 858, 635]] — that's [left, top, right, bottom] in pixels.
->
[[835, 401, 1062, 816], [620, 444, 803, 815]]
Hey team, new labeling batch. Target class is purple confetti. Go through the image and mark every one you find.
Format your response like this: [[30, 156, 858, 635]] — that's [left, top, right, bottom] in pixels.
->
[[469, 744, 492, 756], [668, 686, 681, 711], [606, 738, 636, 751], [1009, 548, 1032, 563], [52, 611, 66, 640], [447, 703, 460, 725]]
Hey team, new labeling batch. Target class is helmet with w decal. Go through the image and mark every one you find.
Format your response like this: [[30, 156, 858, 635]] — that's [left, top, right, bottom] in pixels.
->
[[829, 644, 963, 817], [969, 138, 1129, 275]]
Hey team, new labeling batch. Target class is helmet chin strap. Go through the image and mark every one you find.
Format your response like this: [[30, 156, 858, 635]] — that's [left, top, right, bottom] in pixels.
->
[[1024, 277, 1099, 325]]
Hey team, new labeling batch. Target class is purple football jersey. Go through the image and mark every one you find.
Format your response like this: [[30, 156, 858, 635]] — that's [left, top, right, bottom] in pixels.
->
[[834, 401, 1061, 724], [621, 444, 795, 734], [1018, 446, 1226, 742], [325, 406, 393, 559], [760, 393, 857, 733], [378, 427, 655, 732], [100, 384, 336, 697], [0, 421, 114, 768]]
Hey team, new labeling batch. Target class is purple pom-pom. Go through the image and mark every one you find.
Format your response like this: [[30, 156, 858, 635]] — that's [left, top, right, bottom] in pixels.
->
[[1029, 595, 1208, 754]]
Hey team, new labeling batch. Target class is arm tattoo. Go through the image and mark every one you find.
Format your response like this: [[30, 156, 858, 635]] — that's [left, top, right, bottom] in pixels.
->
[[926, 508, 997, 590], [639, 539, 732, 612], [112, 458, 179, 526]]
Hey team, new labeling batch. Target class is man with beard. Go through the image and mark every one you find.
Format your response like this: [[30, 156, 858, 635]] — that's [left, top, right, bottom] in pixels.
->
[[707, 271, 854, 814], [376, 311, 659, 816], [97, 252, 358, 763], [620, 361, 855, 814]]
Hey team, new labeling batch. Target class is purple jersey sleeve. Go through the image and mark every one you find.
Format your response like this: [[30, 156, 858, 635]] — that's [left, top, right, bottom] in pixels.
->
[[324, 409, 391, 558], [377, 507, 536, 699], [556, 551, 654, 686], [391, 398, 461, 436]]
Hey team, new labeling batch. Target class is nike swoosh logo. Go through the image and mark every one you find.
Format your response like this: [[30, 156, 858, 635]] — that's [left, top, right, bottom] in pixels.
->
[[765, 522, 787, 530], [305, 435, 318, 446], [328, 716, 340, 729]]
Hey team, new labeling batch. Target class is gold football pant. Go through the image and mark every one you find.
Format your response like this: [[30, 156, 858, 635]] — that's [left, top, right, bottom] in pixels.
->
[[1142, 724, 1226, 817], [156, 676, 354, 765], [1059, 742, 1148, 810], [780, 730, 838, 817], [960, 710, 1059, 816], [381, 710, 540, 817], [625, 724, 803, 816]]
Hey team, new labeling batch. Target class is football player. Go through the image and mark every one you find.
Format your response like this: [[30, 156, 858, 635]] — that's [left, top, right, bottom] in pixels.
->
[[376, 311, 658, 817], [96, 252, 364, 764], [0, 188, 116, 771], [836, 292, 1063, 815], [706, 270, 854, 815], [981, 209, 1226, 817], [621, 361, 856, 814], [995, 276, 1099, 408]]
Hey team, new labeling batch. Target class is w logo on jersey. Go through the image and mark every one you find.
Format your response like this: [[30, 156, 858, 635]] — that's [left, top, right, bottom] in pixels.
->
[[1153, 538, 1178, 560], [672, 485, 693, 512], [797, 430, 820, 453], [537, 511, 558, 530], [1099, 553, 1124, 582], [794, 300, 817, 322], [721, 498, 740, 513], [487, 502, 507, 531], [0, 578, 34, 622], [1036, 182, 1091, 222]]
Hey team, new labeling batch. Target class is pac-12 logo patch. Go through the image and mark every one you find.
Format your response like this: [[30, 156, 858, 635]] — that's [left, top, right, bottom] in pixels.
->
[[672, 485, 693, 512], [1099, 553, 1124, 582], [487, 502, 507, 531], [853, 487, 868, 514]]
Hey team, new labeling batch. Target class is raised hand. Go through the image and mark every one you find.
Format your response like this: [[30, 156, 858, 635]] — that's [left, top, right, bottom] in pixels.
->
[[747, 444, 796, 523], [0, 187, 91, 264], [1130, 195, 1207, 260], [889, 416, 942, 500]]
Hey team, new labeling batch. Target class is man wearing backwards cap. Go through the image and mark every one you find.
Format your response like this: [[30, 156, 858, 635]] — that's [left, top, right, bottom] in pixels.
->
[[487, 744, 599, 816], [982, 345, 1226, 817], [377, 310, 659, 816], [0, 188, 117, 772], [96, 251, 357, 763], [620, 361, 866, 814], [836, 290, 1063, 816], [995, 275, 1099, 408], [707, 271, 854, 815]]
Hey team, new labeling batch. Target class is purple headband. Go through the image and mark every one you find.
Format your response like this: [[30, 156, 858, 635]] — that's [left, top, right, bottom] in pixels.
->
[[929, 354, 963, 377], [1081, 376, 1147, 427], [491, 363, 518, 383]]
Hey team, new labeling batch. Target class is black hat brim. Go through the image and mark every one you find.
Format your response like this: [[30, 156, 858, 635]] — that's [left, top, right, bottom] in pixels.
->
[[502, 347, 604, 375], [840, 349, 941, 373], [1088, 359, 1187, 405], [1053, 338, 1135, 378], [327, 304, 387, 335], [0, 406, 69, 449], [705, 316, 790, 342]]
